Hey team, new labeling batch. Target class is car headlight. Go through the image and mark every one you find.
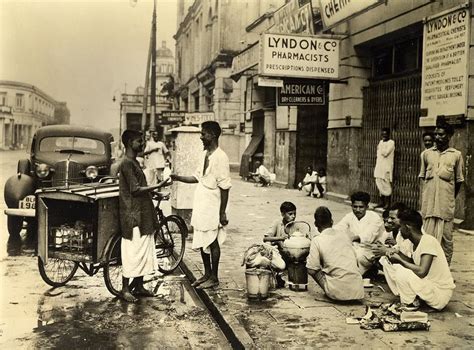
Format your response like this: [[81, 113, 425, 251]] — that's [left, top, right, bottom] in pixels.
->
[[85, 166, 99, 179], [36, 163, 50, 178]]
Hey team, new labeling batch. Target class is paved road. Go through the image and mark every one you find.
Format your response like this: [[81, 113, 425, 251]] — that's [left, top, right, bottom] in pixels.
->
[[0, 150, 230, 349]]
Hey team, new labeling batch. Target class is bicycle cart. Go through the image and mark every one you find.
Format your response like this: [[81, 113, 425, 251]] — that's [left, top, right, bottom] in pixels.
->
[[36, 180, 187, 297]]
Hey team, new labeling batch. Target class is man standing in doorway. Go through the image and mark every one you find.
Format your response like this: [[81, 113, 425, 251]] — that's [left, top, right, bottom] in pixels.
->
[[171, 121, 231, 289], [143, 130, 170, 185], [374, 128, 395, 209], [419, 121, 464, 264]]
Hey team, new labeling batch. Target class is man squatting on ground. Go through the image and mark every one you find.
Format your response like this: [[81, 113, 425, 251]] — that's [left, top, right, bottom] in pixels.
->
[[379, 208, 455, 310], [334, 191, 384, 275], [419, 121, 464, 265], [171, 121, 231, 289], [306, 206, 364, 301], [118, 130, 168, 303], [249, 160, 272, 186]]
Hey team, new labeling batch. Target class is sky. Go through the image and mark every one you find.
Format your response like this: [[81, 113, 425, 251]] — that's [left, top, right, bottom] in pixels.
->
[[0, 0, 178, 131]]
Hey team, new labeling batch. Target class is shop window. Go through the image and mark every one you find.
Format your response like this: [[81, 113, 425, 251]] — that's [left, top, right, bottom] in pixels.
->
[[193, 93, 199, 112], [372, 37, 422, 78]]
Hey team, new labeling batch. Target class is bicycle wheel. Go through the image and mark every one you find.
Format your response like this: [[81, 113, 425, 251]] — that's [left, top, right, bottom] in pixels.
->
[[156, 215, 187, 274], [38, 256, 79, 287], [103, 235, 123, 297]]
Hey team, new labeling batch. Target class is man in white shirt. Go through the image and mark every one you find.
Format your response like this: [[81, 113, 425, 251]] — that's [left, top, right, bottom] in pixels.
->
[[143, 130, 170, 185], [298, 166, 318, 196], [380, 208, 455, 310], [334, 191, 384, 275], [249, 160, 271, 187], [374, 128, 395, 209], [307, 206, 364, 301]]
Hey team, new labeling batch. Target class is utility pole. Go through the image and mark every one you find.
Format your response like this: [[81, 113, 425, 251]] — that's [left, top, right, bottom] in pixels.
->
[[141, 0, 157, 132]]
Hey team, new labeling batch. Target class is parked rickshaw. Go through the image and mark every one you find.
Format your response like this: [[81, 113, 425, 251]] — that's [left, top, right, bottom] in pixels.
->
[[36, 180, 187, 296]]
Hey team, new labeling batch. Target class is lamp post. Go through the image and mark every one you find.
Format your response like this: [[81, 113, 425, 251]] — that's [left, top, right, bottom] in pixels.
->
[[112, 90, 124, 148]]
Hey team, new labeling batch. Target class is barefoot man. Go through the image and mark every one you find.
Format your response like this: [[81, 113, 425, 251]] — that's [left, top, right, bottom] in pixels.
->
[[118, 129, 167, 302], [171, 121, 231, 289]]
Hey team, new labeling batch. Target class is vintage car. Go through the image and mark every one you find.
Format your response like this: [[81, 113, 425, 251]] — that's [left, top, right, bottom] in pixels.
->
[[3, 124, 115, 237]]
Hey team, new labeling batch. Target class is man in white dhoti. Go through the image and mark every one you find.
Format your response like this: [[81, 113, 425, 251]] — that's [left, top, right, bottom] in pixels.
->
[[374, 128, 395, 209], [119, 130, 165, 302], [380, 208, 455, 310], [171, 121, 231, 289], [334, 191, 384, 276]]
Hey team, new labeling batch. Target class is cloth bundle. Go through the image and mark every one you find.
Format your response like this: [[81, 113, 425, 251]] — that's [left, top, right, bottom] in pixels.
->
[[242, 244, 286, 271]]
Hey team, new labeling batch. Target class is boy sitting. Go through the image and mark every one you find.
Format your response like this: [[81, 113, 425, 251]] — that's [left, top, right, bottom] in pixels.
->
[[249, 160, 272, 187], [263, 201, 310, 287], [380, 208, 455, 310]]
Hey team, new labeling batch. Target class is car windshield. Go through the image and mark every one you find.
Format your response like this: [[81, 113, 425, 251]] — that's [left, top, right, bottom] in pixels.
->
[[39, 136, 106, 155]]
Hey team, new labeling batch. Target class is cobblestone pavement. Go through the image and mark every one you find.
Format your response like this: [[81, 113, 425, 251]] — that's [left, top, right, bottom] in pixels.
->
[[183, 174, 474, 349]]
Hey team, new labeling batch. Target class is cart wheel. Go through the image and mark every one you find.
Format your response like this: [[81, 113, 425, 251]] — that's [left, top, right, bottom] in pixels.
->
[[157, 215, 187, 274], [38, 256, 79, 287], [103, 235, 123, 297]]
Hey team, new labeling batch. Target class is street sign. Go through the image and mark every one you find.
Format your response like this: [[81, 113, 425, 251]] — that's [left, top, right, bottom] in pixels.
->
[[160, 110, 186, 124], [184, 112, 215, 125], [278, 79, 326, 105]]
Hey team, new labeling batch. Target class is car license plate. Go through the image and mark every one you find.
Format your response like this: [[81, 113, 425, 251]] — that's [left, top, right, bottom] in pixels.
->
[[19, 195, 36, 210]]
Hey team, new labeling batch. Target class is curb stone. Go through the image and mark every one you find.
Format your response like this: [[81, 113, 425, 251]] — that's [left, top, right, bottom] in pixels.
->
[[180, 255, 256, 349]]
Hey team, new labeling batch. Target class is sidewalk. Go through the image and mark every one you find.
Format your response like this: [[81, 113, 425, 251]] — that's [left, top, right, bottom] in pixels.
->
[[181, 174, 474, 349]]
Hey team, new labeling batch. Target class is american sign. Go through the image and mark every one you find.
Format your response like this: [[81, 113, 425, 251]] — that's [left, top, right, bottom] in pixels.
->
[[278, 79, 326, 106], [259, 33, 340, 79]]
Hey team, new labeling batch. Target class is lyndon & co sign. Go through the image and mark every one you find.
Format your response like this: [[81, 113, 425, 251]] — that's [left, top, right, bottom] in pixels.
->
[[259, 33, 340, 79]]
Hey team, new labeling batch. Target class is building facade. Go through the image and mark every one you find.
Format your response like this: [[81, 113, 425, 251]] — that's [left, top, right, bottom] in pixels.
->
[[323, 0, 473, 228], [174, 0, 277, 168], [0, 80, 68, 150]]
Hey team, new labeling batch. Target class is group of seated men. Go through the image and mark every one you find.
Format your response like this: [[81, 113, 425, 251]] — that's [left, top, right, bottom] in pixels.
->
[[298, 166, 327, 198], [266, 192, 455, 310]]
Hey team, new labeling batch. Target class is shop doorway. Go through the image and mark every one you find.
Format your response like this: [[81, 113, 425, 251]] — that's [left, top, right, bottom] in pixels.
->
[[360, 73, 422, 209], [295, 104, 328, 187]]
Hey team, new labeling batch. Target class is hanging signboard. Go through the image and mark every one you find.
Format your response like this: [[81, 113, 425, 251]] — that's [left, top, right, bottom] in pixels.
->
[[258, 77, 283, 87], [259, 33, 340, 79], [184, 112, 215, 125], [420, 4, 470, 127], [319, 0, 384, 29], [231, 42, 259, 76], [270, 0, 314, 35], [160, 110, 186, 125], [278, 79, 325, 106]]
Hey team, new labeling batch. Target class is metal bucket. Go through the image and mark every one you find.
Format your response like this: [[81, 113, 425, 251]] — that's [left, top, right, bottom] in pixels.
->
[[245, 268, 272, 300]]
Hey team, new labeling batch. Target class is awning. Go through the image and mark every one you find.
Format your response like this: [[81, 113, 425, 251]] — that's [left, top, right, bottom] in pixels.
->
[[239, 134, 264, 178]]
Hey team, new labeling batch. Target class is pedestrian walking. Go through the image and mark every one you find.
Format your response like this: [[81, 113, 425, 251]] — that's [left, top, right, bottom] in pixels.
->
[[118, 129, 165, 303], [374, 128, 395, 209], [143, 130, 170, 185], [171, 121, 231, 289], [419, 121, 464, 264]]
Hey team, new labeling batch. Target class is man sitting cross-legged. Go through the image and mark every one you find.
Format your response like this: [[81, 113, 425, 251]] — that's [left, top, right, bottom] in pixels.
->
[[380, 208, 455, 310], [307, 206, 364, 301], [334, 191, 384, 276]]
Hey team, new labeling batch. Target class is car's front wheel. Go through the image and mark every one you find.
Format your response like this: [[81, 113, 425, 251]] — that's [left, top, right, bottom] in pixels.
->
[[7, 216, 23, 238]]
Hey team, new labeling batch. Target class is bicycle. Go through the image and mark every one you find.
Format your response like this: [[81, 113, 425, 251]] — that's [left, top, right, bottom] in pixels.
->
[[103, 178, 188, 296], [36, 178, 188, 298]]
